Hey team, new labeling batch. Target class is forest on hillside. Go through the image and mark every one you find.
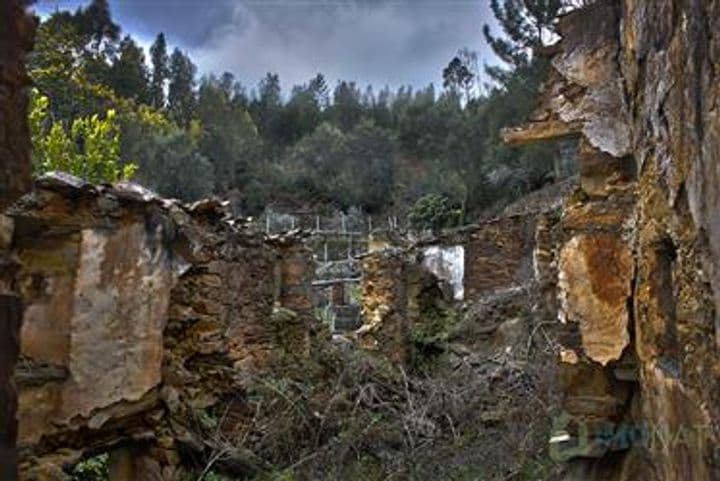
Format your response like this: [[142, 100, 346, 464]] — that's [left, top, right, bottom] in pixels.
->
[[29, 0, 581, 228]]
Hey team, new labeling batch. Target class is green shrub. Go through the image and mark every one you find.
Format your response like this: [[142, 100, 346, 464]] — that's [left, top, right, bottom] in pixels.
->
[[408, 194, 462, 231], [30, 90, 137, 183], [71, 453, 108, 481]]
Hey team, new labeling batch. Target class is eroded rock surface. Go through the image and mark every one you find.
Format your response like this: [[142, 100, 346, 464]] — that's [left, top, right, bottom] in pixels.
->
[[507, 0, 720, 478], [7, 175, 314, 479], [558, 233, 633, 365], [0, 0, 35, 211], [624, 0, 720, 478]]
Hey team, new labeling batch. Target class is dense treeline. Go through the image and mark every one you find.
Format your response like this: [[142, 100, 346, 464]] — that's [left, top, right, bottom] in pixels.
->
[[30, 0, 579, 223]]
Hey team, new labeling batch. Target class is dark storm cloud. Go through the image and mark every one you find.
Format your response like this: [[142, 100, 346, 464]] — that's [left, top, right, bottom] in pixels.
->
[[35, 0, 498, 90], [36, 0, 237, 47], [112, 0, 238, 47], [190, 0, 498, 89]]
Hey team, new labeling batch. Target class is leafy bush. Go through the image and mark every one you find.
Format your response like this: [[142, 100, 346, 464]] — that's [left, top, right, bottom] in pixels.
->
[[408, 194, 462, 231], [71, 453, 108, 481], [30, 90, 137, 183]]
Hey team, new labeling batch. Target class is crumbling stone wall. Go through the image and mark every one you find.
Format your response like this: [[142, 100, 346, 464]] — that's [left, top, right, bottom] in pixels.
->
[[506, 0, 720, 479], [462, 216, 537, 299], [356, 186, 570, 367], [356, 180, 572, 365], [357, 248, 413, 362], [0, 2, 36, 480], [421, 206, 560, 302], [354, 191, 569, 480], [7, 175, 314, 479], [623, 0, 720, 478]]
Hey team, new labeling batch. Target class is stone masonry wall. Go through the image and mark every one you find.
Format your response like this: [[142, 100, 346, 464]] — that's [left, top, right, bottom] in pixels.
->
[[357, 248, 412, 363], [462, 216, 537, 299], [623, 0, 720, 478], [356, 185, 569, 365], [507, 0, 720, 479], [7, 175, 314, 480]]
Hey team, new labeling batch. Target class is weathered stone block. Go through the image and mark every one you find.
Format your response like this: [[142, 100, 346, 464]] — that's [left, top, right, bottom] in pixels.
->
[[358, 249, 409, 363], [558, 234, 633, 366]]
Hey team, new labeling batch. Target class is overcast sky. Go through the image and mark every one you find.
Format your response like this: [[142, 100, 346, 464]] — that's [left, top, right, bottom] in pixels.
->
[[35, 0, 499, 91]]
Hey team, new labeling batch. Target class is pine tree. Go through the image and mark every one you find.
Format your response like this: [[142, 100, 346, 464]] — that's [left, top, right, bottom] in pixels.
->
[[109, 35, 149, 102], [149, 33, 169, 109], [483, 0, 564, 71], [76, 0, 120, 50], [167, 48, 197, 127], [329, 81, 363, 132], [482, 1, 592, 79], [482, 0, 584, 185], [283, 81, 322, 144], [443, 57, 474, 97], [251, 73, 283, 143], [308, 73, 329, 109]]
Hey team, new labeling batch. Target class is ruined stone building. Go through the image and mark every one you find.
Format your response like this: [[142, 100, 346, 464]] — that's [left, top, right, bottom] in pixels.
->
[[4, 0, 720, 480]]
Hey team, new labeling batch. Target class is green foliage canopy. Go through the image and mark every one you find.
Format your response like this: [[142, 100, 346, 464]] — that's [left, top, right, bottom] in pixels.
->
[[27, 0, 577, 218]]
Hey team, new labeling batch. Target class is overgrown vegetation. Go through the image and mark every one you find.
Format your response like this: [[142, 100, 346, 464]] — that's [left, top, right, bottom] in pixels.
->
[[69, 327, 560, 481], [181, 329, 561, 481]]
